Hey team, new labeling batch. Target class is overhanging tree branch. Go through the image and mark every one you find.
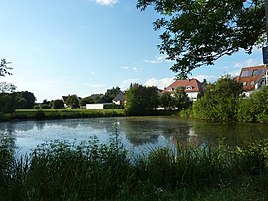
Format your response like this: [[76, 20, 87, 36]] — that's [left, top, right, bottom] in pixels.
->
[[0, 59, 13, 77], [137, 0, 266, 77]]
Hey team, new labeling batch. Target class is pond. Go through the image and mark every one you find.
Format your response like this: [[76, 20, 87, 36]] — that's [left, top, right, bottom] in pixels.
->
[[1, 116, 268, 155]]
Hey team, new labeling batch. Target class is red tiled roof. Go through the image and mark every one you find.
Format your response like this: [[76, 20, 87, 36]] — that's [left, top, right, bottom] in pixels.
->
[[237, 65, 267, 91], [161, 78, 203, 93]]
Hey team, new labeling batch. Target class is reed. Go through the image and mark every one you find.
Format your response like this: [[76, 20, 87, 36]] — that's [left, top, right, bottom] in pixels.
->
[[0, 136, 268, 200]]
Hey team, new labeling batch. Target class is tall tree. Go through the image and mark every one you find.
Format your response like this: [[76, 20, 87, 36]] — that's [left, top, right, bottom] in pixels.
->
[[125, 84, 159, 115], [14, 91, 36, 109], [137, 0, 266, 77], [193, 77, 243, 121], [66, 95, 80, 109], [100, 87, 121, 103]]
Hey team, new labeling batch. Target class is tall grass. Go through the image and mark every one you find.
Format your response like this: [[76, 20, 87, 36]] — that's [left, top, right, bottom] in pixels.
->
[[0, 136, 268, 200]]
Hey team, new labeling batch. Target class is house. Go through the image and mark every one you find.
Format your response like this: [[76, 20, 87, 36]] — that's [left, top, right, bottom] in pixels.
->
[[236, 65, 267, 96], [161, 78, 203, 102], [113, 92, 126, 107], [62, 94, 80, 108]]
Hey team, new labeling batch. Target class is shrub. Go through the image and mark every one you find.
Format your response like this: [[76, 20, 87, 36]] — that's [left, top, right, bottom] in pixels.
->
[[52, 99, 64, 109], [40, 104, 51, 109]]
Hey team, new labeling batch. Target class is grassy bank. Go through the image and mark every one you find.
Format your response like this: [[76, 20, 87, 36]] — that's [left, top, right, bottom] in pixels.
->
[[0, 135, 268, 201], [4, 109, 126, 120]]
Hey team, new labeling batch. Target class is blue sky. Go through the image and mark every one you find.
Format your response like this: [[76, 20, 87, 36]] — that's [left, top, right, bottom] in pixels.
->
[[0, 0, 264, 102]]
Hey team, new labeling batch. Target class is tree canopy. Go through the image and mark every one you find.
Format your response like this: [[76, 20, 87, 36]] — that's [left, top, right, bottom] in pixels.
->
[[125, 84, 159, 115], [193, 76, 243, 121], [137, 0, 266, 77]]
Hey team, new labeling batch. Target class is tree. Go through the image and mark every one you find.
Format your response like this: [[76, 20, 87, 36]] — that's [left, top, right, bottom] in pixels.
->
[[100, 87, 121, 103], [173, 88, 192, 110], [0, 59, 12, 76], [125, 84, 159, 115], [237, 86, 268, 122], [66, 95, 80, 109], [52, 99, 64, 109], [14, 91, 36, 109], [79, 97, 95, 106], [137, 0, 266, 77], [0, 93, 16, 113], [159, 92, 175, 110], [159, 88, 192, 110], [193, 77, 243, 121]]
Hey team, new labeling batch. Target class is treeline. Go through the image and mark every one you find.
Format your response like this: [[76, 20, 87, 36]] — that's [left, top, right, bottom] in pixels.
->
[[193, 77, 268, 123], [0, 91, 35, 113], [125, 83, 192, 115]]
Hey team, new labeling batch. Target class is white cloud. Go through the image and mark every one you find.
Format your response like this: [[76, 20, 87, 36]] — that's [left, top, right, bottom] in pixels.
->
[[144, 77, 175, 89], [190, 74, 218, 83], [234, 58, 262, 69], [132, 67, 138, 72], [228, 70, 241, 77], [120, 66, 129, 70], [144, 55, 172, 64], [120, 78, 140, 90], [95, 0, 118, 6], [120, 66, 140, 72]]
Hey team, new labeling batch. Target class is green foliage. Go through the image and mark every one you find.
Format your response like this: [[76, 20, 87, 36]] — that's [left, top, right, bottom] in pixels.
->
[[1, 136, 268, 200], [66, 94, 80, 109], [14, 91, 36, 109], [52, 99, 64, 109], [40, 104, 51, 109], [236, 140, 268, 175], [137, 1, 265, 77], [125, 84, 159, 115], [237, 86, 268, 122], [0, 93, 16, 113], [173, 88, 192, 110], [101, 86, 121, 103], [11, 109, 125, 120], [159, 92, 175, 110], [193, 77, 242, 121], [160, 89, 192, 111], [79, 96, 95, 106]]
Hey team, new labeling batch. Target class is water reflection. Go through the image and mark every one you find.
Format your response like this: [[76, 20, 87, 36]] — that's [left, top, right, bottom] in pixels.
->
[[0, 117, 268, 155]]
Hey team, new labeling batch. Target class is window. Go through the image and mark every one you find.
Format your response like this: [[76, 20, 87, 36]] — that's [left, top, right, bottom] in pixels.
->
[[243, 82, 247, 86], [241, 70, 253, 77], [250, 81, 255, 86], [252, 70, 258, 76], [186, 86, 192, 90]]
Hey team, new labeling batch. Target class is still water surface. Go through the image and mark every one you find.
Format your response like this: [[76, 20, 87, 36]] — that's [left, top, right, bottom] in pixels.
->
[[1, 116, 268, 155]]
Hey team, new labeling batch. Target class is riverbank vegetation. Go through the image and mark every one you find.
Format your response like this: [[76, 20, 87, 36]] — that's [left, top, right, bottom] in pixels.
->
[[0, 135, 268, 201], [193, 77, 268, 123], [4, 109, 126, 120]]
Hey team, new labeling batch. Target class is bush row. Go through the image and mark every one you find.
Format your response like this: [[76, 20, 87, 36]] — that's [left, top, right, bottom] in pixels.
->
[[7, 109, 126, 120]]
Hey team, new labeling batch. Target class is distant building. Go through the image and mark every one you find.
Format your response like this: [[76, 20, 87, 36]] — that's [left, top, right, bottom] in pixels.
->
[[161, 78, 203, 102], [236, 65, 267, 96], [86, 103, 113, 110], [113, 92, 126, 107]]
